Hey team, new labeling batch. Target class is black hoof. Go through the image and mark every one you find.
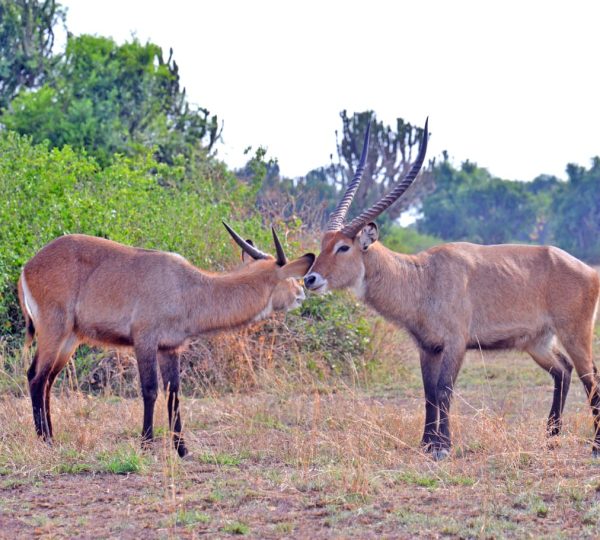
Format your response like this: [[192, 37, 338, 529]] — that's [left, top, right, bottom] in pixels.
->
[[176, 443, 189, 459], [431, 448, 450, 461], [593, 447, 599, 459]]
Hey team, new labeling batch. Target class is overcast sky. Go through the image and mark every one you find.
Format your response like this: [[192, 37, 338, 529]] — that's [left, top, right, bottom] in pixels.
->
[[60, 0, 600, 182]]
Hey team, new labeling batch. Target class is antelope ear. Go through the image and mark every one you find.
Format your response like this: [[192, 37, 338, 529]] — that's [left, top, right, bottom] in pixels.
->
[[241, 239, 256, 263], [278, 253, 316, 279], [358, 222, 378, 251]]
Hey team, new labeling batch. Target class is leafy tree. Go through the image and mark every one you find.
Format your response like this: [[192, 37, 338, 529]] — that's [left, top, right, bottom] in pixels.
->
[[1, 34, 218, 166], [549, 158, 600, 261], [418, 157, 538, 244], [0, 0, 64, 110], [525, 174, 561, 244]]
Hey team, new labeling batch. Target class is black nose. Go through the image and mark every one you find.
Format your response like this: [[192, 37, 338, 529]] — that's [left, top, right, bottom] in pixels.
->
[[304, 274, 316, 288]]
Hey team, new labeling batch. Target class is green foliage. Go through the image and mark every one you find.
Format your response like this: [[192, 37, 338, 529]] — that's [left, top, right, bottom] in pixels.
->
[[294, 293, 371, 373], [0, 0, 64, 110], [549, 158, 600, 261], [419, 158, 538, 244], [1, 34, 218, 166], [0, 131, 266, 337], [379, 224, 440, 254]]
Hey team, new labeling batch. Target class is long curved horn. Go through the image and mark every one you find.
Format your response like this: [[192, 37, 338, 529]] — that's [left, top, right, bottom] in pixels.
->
[[341, 118, 429, 238], [271, 227, 287, 266], [222, 221, 270, 260], [326, 121, 371, 231]]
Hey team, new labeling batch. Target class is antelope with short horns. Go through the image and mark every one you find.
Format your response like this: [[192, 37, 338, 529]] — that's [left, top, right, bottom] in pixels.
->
[[19, 224, 315, 457], [305, 119, 600, 459]]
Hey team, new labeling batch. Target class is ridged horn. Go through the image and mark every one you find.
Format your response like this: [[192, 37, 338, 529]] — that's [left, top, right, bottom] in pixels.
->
[[326, 121, 371, 231], [341, 117, 429, 238]]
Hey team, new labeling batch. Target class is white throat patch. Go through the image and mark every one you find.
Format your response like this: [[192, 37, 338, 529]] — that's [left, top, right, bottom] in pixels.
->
[[350, 263, 366, 299], [253, 299, 273, 322]]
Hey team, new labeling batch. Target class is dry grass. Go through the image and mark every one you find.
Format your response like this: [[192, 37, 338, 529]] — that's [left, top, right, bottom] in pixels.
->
[[1, 323, 600, 538]]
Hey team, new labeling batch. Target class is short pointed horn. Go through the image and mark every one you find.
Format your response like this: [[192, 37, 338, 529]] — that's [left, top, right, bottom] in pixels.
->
[[341, 118, 429, 238], [271, 227, 287, 266], [222, 221, 269, 260], [326, 121, 371, 231]]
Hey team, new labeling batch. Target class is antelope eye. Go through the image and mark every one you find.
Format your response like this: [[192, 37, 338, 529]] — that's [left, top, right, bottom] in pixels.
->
[[336, 245, 350, 254]]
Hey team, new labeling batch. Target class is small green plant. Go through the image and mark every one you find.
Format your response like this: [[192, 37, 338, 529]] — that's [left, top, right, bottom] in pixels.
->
[[396, 472, 439, 489], [293, 292, 371, 373], [97, 447, 147, 474], [442, 473, 475, 486], [170, 509, 211, 527], [197, 452, 242, 467], [222, 521, 250, 535], [56, 462, 93, 474]]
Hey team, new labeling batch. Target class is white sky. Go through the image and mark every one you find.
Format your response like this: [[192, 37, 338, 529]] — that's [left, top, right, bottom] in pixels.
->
[[60, 0, 600, 182]]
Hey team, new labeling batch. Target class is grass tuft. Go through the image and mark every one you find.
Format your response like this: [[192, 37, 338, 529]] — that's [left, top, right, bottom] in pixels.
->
[[97, 447, 148, 474], [222, 521, 250, 535]]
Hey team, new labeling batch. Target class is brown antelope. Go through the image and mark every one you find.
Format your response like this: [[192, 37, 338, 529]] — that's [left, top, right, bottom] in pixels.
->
[[304, 119, 600, 460], [18, 224, 314, 457]]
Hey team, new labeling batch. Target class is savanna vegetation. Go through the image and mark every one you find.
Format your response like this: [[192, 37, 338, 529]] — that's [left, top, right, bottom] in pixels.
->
[[1, 1, 599, 538]]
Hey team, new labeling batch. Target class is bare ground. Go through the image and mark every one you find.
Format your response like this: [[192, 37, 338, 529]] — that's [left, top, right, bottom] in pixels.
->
[[1, 346, 600, 539]]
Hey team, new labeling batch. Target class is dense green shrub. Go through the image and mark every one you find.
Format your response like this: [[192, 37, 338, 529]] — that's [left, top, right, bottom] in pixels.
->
[[379, 224, 440, 254], [293, 293, 372, 373]]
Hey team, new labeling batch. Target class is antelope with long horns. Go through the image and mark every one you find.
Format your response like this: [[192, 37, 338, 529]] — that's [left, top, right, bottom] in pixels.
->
[[19, 224, 314, 457], [305, 119, 600, 459]]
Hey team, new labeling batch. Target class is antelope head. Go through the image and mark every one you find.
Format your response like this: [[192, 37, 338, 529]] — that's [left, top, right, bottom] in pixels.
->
[[304, 119, 429, 295], [223, 222, 314, 312]]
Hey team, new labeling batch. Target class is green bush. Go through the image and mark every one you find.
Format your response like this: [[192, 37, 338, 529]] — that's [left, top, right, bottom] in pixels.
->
[[379, 224, 440, 254], [292, 292, 372, 373]]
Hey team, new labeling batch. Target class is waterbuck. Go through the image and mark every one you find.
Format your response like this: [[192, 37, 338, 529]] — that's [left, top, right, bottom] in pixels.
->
[[304, 120, 600, 459], [19, 224, 314, 457]]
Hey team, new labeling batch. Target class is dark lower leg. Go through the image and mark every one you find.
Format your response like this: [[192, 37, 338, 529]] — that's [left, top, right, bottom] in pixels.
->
[[437, 388, 453, 451], [419, 350, 442, 451], [434, 350, 464, 456], [547, 364, 572, 436], [589, 369, 600, 455], [166, 389, 187, 457], [29, 365, 51, 441], [135, 347, 159, 446], [577, 366, 600, 456], [159, 352, 187, 457]]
